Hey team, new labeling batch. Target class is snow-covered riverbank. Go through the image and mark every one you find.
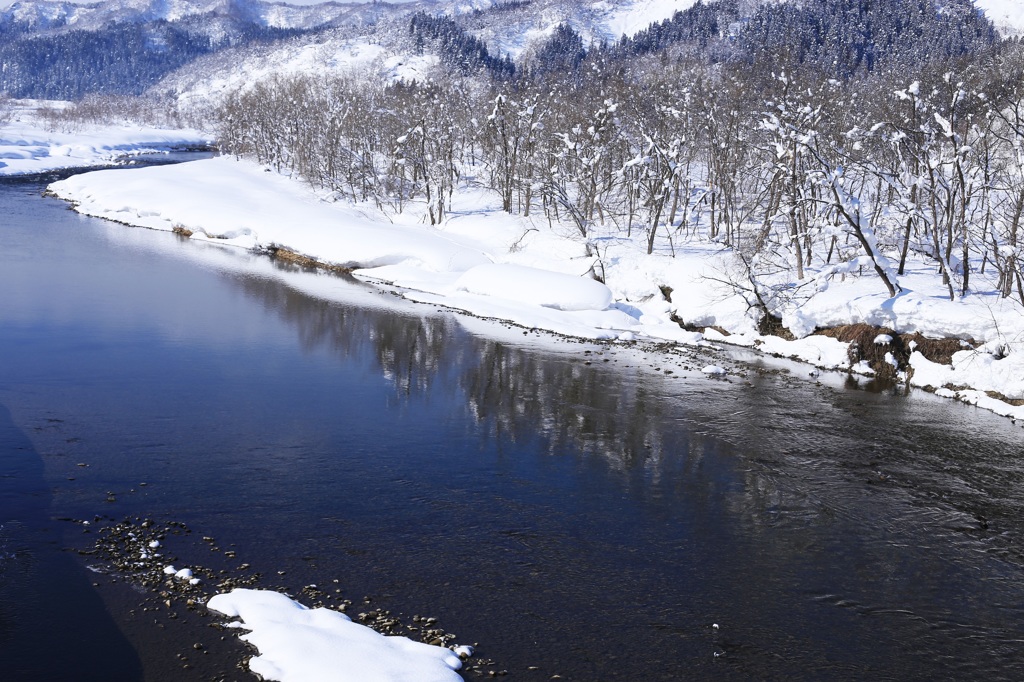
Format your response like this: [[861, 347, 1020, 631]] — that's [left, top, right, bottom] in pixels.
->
[[0, 101, 211, 176], [47, 154, 1024, 420]]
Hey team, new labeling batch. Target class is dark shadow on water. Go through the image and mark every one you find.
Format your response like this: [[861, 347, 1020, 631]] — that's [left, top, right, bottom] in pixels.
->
[[0, 404, 142, 681]]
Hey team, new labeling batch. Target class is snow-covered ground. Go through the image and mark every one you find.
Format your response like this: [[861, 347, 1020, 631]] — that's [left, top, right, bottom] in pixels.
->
[[0, 101, 211, 176], [207, 590, 465, 682], [975, 0, 1024, 36], [601, 0, 701, 39], [47, 153, 1024, 420], [165, 38, 441, 112]]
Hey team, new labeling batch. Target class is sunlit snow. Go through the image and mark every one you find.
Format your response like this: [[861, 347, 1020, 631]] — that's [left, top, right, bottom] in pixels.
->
[[975, 0, 1024, 36], [0, 102, 210, 176], [207, 589, 464, 682]]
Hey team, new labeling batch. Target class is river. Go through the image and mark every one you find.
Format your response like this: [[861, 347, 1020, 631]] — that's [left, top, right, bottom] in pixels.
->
[[1, 173, 1024, 681]]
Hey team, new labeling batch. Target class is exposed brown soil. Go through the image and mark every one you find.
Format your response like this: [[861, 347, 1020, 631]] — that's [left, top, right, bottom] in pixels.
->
[[813, 323, 975, 380], [264, 245, 352, 274], [986, 390, 1024, 407], [814, 323, 907, 381], [898, 331, 973, 365], [759, 314, 796, 341], [669, 301, 978, 383]]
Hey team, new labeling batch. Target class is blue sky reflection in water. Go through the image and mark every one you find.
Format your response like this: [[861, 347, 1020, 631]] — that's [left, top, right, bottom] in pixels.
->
[[1, 179, 1024, 680]]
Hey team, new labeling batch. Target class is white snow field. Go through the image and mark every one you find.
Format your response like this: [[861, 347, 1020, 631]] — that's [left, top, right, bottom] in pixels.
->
[[166, 38, 442, 113], [975, 0, 1024, 36], [602, 0, 702, 39], [0, 102, 211, 176], [48, 154, 1024, 420], [207, 589, 464, 682]]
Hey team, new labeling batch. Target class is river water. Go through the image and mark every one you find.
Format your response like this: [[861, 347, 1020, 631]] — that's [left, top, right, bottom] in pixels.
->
[[1, 174, 1024, 681]]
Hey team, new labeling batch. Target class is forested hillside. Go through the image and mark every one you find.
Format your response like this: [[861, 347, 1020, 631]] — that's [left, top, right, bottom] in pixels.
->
[[0, 16, 310, 99], [213, 0, 1024, 318], [0, 0, 400, 99]]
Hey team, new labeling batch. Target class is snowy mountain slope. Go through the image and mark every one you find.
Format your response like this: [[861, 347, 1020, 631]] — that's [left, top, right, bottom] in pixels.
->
[[0, 0, 740, 46], [439, 0, 1018, 50], [3, 0, 1017, 39], [0, 0, 439, 99], [153, 0, 1000, 109], [0, 0, 430, 32], [157, 29, 440, 108], [448, 0, 706, 60], [449, 0, 1012, 45], [974, 0, 1024, 36], [602, 0, 700, 39], [0, 0, 88, 30], [155, 0, 731, 96], [7, 0, 1013, 103]]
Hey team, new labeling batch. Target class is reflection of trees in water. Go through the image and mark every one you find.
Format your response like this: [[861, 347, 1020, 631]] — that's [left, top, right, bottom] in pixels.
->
[[702, 379, 845, 536], [464, 341, 671, 472], [224, 268, 1024, 664], [229, 265, 959, 575], [230, 268, 677, 473], [368, 309, 456, 397], [232, 268, 460, 396], [229, 265, 884, 536]]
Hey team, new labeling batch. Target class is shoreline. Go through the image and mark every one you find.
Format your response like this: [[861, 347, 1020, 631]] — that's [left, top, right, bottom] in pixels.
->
[[69, 514, 495, 681], [272, 255, 1024, 416], [20, 152, 1024, 422]]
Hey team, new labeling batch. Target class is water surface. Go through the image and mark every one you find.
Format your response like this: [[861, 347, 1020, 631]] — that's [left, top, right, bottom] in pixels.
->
[[1, 176, 1023, 680]]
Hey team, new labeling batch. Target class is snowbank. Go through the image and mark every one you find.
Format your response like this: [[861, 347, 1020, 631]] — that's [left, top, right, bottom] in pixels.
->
[[49, 156, 646, 340], [454, 263, 612, 311], [51, 156, 491, 271], [602, 0, 701, 40], [207, 589, 463, 682], [0, 102, 211, 176], [975, 0, 1024, 36]]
